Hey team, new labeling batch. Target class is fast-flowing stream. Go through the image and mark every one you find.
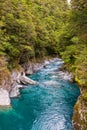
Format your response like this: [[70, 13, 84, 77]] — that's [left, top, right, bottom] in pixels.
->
[[0, 59, 80, 130]]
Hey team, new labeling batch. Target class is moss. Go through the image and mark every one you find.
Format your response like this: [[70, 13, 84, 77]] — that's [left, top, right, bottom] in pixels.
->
[[83, 93, 87, 101], [75, 77, 82, 85]]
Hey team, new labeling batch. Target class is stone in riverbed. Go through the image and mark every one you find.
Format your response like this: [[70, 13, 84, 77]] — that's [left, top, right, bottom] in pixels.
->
[[20, 73, 36, 85], [0, 88, 10, 106], [44, 60, 50, 65]]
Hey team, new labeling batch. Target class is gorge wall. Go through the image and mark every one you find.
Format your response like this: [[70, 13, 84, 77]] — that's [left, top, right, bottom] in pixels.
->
[[73, 87, 87, 130]]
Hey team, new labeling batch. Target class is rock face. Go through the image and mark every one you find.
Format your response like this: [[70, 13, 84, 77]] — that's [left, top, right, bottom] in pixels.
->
[[25, 63, 33, 75], [33, 63, 44, 73], [0, 57, 64, 106], [9, 82, 23, 98], [0, 88, 10, 106], [73, 87, 87, 130], [24, 62, 44, 75], [9, 70, 36, 98], [24, 58, 62, 75]]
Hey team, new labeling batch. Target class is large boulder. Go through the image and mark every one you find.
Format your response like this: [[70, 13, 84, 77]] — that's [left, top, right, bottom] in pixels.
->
[[0, 88, 10, 106]]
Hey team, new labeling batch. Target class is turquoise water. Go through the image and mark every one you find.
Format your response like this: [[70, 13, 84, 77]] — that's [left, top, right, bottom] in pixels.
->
[[0, 60, 80, 130]]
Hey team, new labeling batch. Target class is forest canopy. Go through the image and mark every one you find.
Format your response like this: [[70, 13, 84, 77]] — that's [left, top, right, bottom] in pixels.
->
[[0, 0, 87, 86]]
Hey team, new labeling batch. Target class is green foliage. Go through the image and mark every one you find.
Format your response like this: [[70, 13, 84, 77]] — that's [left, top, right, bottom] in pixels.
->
[[61, 45, 78, 64], [59, 0, 87, 87], [83, 93, 87, 101], [71, 36, 79, 44], [74, 45, 87, 86], [0, 0, 68, 63], [0, 0, 87, 87]]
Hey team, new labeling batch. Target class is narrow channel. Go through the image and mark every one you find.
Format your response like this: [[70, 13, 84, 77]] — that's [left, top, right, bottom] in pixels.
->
[[0, 59, 80, 130]]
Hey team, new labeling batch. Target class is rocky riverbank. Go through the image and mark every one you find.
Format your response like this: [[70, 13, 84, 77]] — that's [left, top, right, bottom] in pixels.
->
[[57, 64, 87, 130], [0, 68, 37, 106], [1, 57, 85, 129], [73, 87, 87, 130], [0, 57, 65, 106]]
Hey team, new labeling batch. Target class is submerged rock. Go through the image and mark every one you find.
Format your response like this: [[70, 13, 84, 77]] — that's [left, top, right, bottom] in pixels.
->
[[0, 88, 10, 106]]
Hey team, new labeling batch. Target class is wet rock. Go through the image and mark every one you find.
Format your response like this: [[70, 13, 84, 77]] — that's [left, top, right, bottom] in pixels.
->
[[33, 63, 43, 72], [10, 70, 36, 98], [0, 88, 10, 106], [49, 58, 62, 62], [9, 82, 23, 98], [24, 62, 44, 75], [20, 72, 36, 85], [10, 86, 20, 98], [0, 57, 61, 104], [58, 71, 74, 82], [58, 64, 66, 71], [44, 60, 50, 65]]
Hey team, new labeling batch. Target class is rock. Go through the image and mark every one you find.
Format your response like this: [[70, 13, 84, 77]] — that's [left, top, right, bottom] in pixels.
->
[[49, 58, 62, 63], [63, 72, 74, 82], [73, 87, 87, 130], [56, 58, 62, 61], [20, 73, 36, 85], [44, 60, 50, 65], [11, 70, 22, 84], [25, 63, 33, 75], [58, 71, 74, 82], [9, 82, 23, 98], [33, 63, 43, 72], [0, 88, 10, 106], [10, 70, 36, 98], [24, 62, 44, 75], [58, 64, 66, 71], [10, 86, 20, 98]]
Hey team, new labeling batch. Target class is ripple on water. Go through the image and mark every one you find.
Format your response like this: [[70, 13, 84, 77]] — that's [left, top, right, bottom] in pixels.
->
[[31, 111, 71, 130], [43, 80, 60, 87], [0, 60, 80, 130]]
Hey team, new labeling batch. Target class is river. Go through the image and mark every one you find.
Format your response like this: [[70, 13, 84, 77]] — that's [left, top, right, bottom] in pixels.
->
[[0, 59, 80, 130]]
